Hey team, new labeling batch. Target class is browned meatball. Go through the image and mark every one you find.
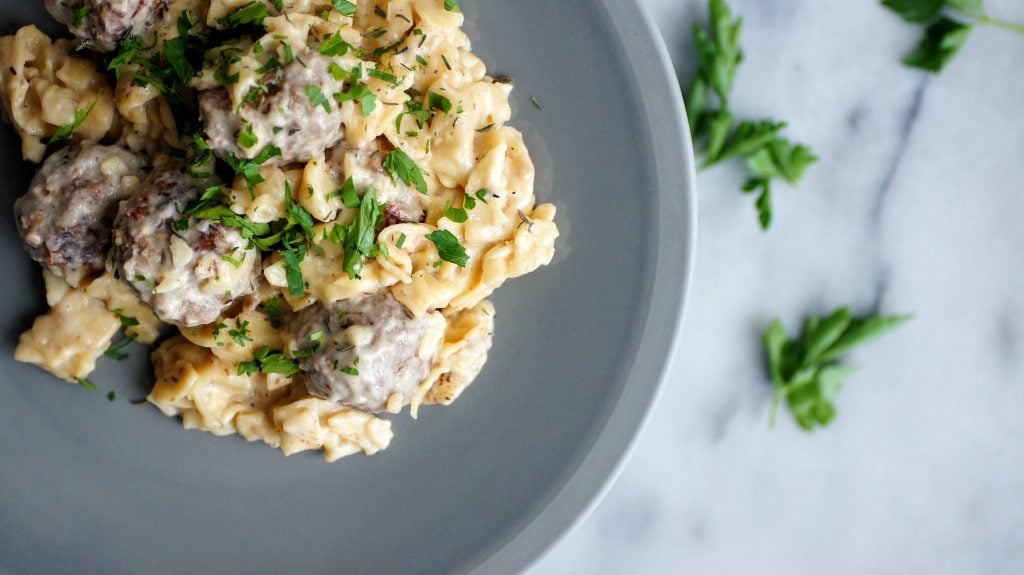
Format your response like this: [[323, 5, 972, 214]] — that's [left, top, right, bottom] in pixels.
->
[[290, 292, 446, 413], [45, 0, 167, 53], [15, 144, 145, 283], [326, 138, 426, 226], [112, 169, 260, 327], [199, 52, 346, 166]]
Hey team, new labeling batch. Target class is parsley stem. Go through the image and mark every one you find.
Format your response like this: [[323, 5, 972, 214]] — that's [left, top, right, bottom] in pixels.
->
[[769, 385, 783, 430], [955, 6, 1024, 35], [978, 14, 1024, 35]]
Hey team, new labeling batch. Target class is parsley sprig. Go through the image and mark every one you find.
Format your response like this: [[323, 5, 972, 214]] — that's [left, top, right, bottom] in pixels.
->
[[764, 308, 911, 431], [882, 0, 1024, 72], [687, 0, 816, 230]]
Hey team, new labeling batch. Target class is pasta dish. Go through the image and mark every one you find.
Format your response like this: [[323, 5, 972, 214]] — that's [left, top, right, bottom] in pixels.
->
[[1, 0, 558, 461]]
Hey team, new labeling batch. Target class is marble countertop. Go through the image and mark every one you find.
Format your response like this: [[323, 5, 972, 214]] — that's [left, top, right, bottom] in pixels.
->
[[530, 0, 1024, 573]]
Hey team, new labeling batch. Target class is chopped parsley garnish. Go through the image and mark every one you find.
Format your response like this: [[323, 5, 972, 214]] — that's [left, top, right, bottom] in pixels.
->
[[182, 185, 226, 217], [395, 100, 430, 131], [428, 91, 453, 114], [104, 337, 134, 361], [112, 308, 140, 328], [427, 229, 468, 267], [164, 33, 194, 83], [463, 194, 476, 210], [306, 84, 332, 112], [75, 377, 97, 391], [225, 144, 282, 194], [292, 329, 324, 358], [374, 5, 388, 17], [327, 186, 384, 279], [46, 100, 97, 144], [73, 5, 91, 27], [133, 274, 156, 290], [330, 177, 361, 208], [320, 30, 360, 57], [382, 148, 428, 195], [332, 0, 357, 16], [444, 202, 468, 223], [218, 2, 269, 28], [261, 297, 284, 328], [255, 57, 283, 74], [238, 122, 259, 148], [444, 0, 460, 13], [188, 133, 215, 178], [237, 346, 300, 376], [475, 189, 490, 203], [107, 391, 117, 401], [334, 83, 377, 117], [221, 251, 246, 268], [108, 36, 146, 76], [396, 233, 407, 249], [228, 319, 253, 347], [368, 68, 400, 85], [340, 357, 360, 376]]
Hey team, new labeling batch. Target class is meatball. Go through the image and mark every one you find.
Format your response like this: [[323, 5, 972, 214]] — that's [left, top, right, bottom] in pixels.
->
[[15, 144, 145, 283], [290, 292, 446, 413], [45, 0, 167, 53], [326, 138, 426, 226], [112, 169, 260, 327], [199, 52, 346, 166]]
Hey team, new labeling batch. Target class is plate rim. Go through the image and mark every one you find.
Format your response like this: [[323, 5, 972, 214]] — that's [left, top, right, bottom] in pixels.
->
[[470, 1, 698, 572]]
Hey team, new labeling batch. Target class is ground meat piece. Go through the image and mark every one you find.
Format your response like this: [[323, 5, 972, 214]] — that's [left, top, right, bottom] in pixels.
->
[[112, 169, 260, 327], [326, 138, 426, 226], [290, 292, 446, 413], [15, 144, 146, 282], [199, 52, 346, 166], [45, 0, 167, 53]]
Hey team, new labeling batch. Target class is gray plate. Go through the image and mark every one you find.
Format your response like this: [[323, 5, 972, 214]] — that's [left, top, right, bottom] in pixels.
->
[[0, 1, 696, 573]]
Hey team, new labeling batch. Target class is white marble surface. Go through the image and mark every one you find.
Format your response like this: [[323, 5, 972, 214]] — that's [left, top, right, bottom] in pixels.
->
[[530, 0, 1024, 573]]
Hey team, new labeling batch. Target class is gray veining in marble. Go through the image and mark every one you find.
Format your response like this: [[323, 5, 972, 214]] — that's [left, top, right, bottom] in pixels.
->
[[530, 0, 1024, 573]]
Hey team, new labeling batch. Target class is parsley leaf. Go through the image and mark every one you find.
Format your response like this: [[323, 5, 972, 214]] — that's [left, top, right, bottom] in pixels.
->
[[238, 122, 259, 148], [73, 5, 91, 27], [335, 186, 383, 279], [306, 84, 332, 113], [427, 229, 468, 267], [261, 297, 284, 328], [902, 16, 973, 72], [334, 83, 377, 117], [882, 0, 945, 23], [282, 245, 305, 296], [686, 0, 815, 230], [444, 0, 460, 12], [881, 0, 1024, 73], [238, 346, 300, 376], [428, 91, 452, 114], [764, 308, 911, 431], [444, 202, 468, 223], [228, 319, 253, 347], [333, 0, 357, 16], [383, 148, 428, 195], [46, 100, 97, 144], [75, 377, 98, 391], [225, 145, 282, 194], [320, 31, 360, 57], [218, 2, 269, 28]]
